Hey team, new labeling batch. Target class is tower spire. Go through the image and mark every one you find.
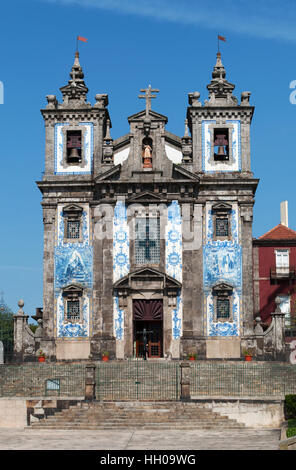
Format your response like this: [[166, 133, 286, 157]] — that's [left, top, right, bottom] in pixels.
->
[[206, 52, 237, 106], [59, 51, 89, 108]]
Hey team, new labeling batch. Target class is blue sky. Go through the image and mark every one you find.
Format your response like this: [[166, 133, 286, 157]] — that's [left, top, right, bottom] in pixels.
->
[[1, 0, 296, 317]]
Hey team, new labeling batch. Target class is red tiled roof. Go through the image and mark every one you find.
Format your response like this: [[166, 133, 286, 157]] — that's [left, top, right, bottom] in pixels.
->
[[258, 224, 296, 240]]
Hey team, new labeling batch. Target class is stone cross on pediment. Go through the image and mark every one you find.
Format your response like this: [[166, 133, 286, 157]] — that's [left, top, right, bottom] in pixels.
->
[[138, 85, 159, 116]]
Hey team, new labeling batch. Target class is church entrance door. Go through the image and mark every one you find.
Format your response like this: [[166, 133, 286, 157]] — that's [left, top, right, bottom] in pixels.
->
[[133, 300, 163, 358]]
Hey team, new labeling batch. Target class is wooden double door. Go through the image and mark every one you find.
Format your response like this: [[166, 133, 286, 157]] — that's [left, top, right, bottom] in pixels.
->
[[133, 300, 163, 358]]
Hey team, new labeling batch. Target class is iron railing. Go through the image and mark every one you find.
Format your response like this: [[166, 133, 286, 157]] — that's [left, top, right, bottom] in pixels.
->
[[96, 359, 180, 401]]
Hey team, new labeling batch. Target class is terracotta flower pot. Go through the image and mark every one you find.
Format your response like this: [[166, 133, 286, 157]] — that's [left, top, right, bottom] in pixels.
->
[[189, 356, 196, 361], [38, 356, 45, 363], [102, 356, 109, 362], [245, 355, 252, 362]]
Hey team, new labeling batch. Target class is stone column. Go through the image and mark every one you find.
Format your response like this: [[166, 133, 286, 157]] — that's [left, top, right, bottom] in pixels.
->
[[85, 363, 96, 401], [180, 362, 191, 401], [271, 297, 286, 358], [13, 300, 29, 361]]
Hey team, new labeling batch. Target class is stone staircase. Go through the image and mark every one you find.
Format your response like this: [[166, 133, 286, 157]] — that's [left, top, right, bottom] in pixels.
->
[[30, 401, 246, 430]]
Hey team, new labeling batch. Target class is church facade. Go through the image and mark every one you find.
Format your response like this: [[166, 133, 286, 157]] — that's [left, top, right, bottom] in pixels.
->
[[37, 51, 258, 360]]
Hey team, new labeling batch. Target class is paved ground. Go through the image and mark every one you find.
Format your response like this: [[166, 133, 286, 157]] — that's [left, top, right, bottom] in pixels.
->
[[0, 427, 280, 450]]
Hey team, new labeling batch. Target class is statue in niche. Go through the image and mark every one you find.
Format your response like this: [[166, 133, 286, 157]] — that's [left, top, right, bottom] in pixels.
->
[[142, 138, 153, 169]]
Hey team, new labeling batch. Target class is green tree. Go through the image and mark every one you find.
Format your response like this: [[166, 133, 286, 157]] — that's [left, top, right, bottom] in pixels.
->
[[0, 296, 14, 359]]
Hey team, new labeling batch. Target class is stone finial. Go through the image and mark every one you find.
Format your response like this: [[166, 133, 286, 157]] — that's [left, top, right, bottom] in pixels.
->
[[188, 91, 201, 107], [46, 95, 58, 109], [17, 299, 25, 315], [103, 118, 114, 164], [241, 91, 251, 106], [59, 51, 89, 107], [254, 316, 263, 334], [183, 119, 190, 138], [94, 93, 109, 109], [206, 52, 237, 106], [105, 119, 112, 140]]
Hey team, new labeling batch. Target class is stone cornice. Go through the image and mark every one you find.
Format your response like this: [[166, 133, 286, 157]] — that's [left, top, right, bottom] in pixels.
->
[[187, 106, 254, 124]]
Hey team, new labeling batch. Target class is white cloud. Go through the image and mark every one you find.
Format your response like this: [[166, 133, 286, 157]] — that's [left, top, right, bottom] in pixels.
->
[[42, 0, 296, 42]]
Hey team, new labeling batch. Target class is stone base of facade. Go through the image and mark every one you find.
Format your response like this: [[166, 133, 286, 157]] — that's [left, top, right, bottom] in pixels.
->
[[206, 337, 241, 359], [56, 339, 90, 360]]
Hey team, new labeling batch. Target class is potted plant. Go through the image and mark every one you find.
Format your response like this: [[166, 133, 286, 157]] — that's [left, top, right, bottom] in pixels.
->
[[243, 350, 253, 362], [37, 349, 46, 363], [102, 351, 109, 362], [188, 353, 197, 361]]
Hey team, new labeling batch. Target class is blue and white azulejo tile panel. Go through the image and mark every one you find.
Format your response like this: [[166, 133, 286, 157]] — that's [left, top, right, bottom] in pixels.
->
[[113, 200, 130, 340], [166, 200, 182, 339], [54, 204, 93, 338], [202, 119, 241, 172], [204, 202, 242, 337], [54, 122, 93, 175]]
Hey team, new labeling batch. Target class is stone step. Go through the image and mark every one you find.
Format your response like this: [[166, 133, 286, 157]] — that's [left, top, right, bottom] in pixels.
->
[[31, 423, 245, 430]]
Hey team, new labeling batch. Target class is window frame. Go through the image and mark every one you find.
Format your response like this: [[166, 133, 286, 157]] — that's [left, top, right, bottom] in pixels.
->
[[134, 215, 161, 266], [62, 285, 83, 324], [62, 205, 83, 244], [212, 202, 232, 241], [212, 283, 233, 323]]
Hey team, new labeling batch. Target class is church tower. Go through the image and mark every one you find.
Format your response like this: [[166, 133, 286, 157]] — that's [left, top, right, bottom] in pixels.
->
[[38, 52, 110, 359], [37, 51, 258, 360], [185, 52, 258, 357]]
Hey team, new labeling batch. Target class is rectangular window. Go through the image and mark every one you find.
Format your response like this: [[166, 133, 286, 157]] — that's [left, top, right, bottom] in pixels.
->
[[276, 249, 289, 275], [67, 300, 80, 320], [216, 217, 229, 237], [217, 298, 230, 319], [135, 217, 160, 265], [67, 220, 80, 239]]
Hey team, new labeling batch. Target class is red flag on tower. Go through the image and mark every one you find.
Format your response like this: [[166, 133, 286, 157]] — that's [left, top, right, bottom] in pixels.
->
[[77, 36, 88, 42], [218, 35, 226, 42]]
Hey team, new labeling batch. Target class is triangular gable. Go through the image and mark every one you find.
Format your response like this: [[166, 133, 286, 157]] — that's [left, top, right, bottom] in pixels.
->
[[114, 267, 182, 289], [126, 191, 164, 203], [128, 109, 168, 124]]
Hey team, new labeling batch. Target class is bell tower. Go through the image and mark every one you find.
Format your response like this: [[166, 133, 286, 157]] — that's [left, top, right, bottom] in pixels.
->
[[37, 52, 111, 359], [184, 52, 259, 358]]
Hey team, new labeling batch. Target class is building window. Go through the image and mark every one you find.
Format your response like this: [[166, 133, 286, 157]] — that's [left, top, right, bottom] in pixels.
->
[[67, 299, 80, 320], [216, 217, 229, 237], [275, 249, 289, 276], [66, 130, 82, 164], [67, 220, 80, 239], [217, 297, 230, 320], [213, 283, 233, 322], [63, 205, 83, 243], [212, 202, 232, 241], [135, 217, 160, 265], [213, 128, 229, 161], [63, 286, 83, 323]]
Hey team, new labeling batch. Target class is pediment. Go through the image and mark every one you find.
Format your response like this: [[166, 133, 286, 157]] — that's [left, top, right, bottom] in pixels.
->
[[128, 109, 168, 124], [212, 202, 232, 212], [212, 282, 233, 292], [63, 204, 83, 214], [95, 164, 121, 182], [114, 267, 182, 290], [126, 191, 163, 203], [172, 164, 200, 182]]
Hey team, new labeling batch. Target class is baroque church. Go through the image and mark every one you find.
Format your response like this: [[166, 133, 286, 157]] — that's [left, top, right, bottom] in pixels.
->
[[37, 51, 258, 361]]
